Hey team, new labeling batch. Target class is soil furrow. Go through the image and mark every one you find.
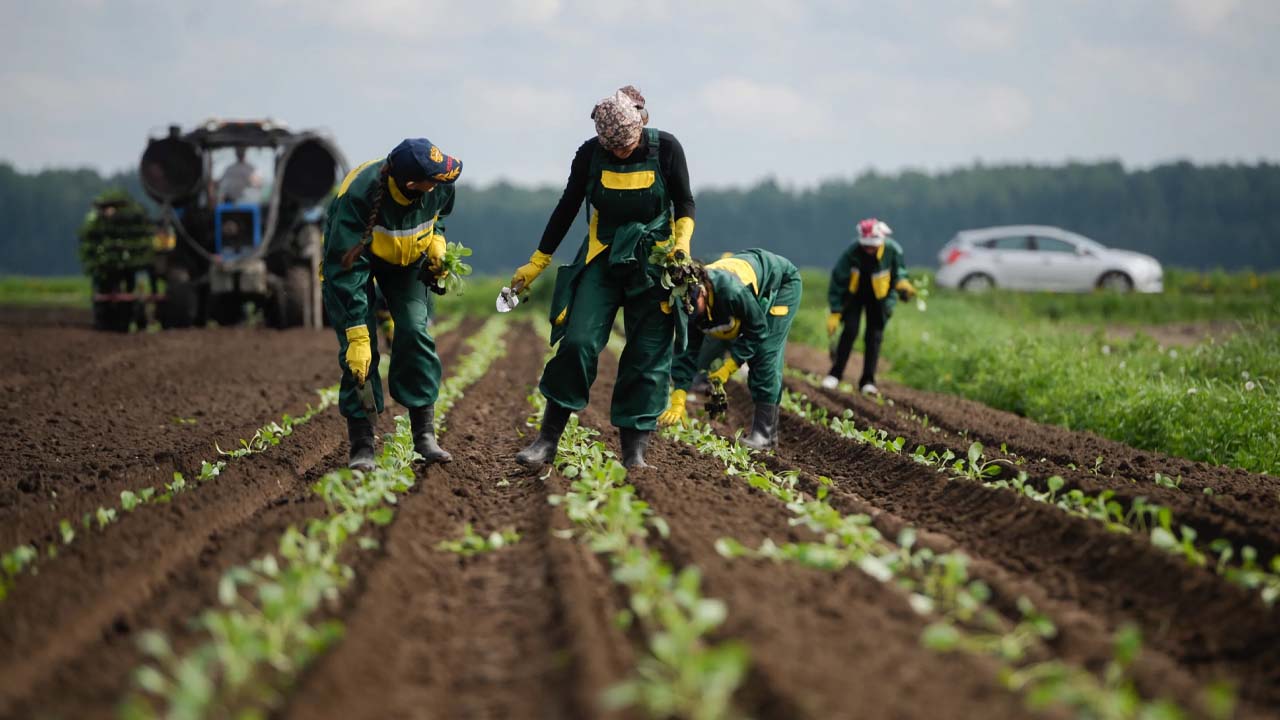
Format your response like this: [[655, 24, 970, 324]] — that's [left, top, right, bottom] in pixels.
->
[[0, 320, 472, 718], [724, 380, 1280, 711], [785, 343, 1280, 518], [583, 348, 1033, 719], [285, 322, 626, 720], [0, 325, 343, 551]]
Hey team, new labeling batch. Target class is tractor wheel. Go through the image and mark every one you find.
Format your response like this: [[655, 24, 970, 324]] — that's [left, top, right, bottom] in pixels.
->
[[157, 268, 198, 328], [265, 266, 311, 329], [208, 293, 246, 327]]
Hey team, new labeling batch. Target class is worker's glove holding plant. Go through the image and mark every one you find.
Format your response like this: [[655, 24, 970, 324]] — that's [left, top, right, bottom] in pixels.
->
[[703, 358, 734, 419], [649, 243, 698, 315], [898, 275, 929, 311], [421, 239, 474, 296]]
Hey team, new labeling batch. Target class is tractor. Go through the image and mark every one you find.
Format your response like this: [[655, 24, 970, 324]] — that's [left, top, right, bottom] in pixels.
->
[[137, 118, 346, 329]]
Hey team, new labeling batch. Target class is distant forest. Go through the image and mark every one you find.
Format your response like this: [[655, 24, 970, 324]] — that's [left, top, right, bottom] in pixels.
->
[[3, 160, 1278, 276]]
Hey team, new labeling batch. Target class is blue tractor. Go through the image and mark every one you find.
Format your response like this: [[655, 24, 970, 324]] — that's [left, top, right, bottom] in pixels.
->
[[139, 118, 346, 328]]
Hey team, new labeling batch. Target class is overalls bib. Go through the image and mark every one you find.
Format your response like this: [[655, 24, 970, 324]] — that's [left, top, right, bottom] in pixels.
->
[[540, 128, 676, 430]]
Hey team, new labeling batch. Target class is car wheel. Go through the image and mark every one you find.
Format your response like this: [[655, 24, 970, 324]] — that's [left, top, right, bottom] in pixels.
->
[[1097, 271, 1133, 293], [960, 273, 995, 292]]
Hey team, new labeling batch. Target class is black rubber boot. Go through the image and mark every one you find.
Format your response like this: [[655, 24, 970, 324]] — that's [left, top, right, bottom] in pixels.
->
[[347, 416, 376, 472], [741, 403, 780, 451], [620, 428, 653, 469], [409, 405, 452, 465], [516, 402, 572, 467]]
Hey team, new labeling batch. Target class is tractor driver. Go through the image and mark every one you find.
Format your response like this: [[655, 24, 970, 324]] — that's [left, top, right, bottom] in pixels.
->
[[219, 147, 263, 203]]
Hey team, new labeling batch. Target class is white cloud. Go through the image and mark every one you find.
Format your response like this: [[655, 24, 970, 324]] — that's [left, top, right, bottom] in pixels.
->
[[457, 82, 575, 131], [698, 78, 834, 141], [1056, 43, 1206, 106], [1172, 0, 1238, 32], [946, 14, 1018, 51], [865, 79, 1032, 137]]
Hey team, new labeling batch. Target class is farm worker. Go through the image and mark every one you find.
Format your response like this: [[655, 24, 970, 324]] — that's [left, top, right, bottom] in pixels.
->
[[322, 138, 462, 471], [512, 85, 695, 469], [219, 147, 262, 203], [824, 218, 916, 394], [660, 249, 803, 450]]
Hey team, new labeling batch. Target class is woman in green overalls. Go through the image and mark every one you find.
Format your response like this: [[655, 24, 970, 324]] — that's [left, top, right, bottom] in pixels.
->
[[323, 138, 462, 471], [659, 249, 802, 450], [511, 86, 696, 469]]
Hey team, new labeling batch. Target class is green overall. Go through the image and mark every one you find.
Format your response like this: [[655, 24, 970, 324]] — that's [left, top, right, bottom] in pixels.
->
[[322, 159, 451, 419], [541, 128, 675, 430], [671, 249, 802, 404]]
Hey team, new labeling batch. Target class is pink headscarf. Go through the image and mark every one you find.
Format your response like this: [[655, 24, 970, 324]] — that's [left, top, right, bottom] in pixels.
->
[[592, 89, 645, 153]]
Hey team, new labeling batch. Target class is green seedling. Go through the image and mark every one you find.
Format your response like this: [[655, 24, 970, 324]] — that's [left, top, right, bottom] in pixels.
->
[[432, 241, 474, 296], [125, 317, 510, 719], [436, 524, 521, 557]]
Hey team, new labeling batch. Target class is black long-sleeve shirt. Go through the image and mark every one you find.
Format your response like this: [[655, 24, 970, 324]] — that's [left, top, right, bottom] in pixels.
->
[[537, 131, 695, 255]]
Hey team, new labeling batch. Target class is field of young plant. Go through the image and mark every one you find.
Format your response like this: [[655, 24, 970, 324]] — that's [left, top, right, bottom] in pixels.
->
[[1, 282, 1278, 719], [790, 268, 1280, 475]]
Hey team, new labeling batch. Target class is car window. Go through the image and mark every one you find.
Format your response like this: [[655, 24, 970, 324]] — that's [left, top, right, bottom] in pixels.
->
[[1035, 237, 1077, 253], [979, 236, 1031, 251]]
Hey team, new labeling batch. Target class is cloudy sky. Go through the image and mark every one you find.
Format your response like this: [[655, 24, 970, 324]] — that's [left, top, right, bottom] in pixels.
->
[[2, 0, 1277, 188]]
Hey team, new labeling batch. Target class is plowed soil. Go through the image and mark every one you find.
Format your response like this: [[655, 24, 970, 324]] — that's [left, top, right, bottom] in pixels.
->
[[2, 309, 1278, 719]]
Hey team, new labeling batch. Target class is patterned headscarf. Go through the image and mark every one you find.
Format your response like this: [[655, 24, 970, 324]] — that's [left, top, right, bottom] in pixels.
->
[[618, 85, 649, 124], [592, 89, 644, 153]]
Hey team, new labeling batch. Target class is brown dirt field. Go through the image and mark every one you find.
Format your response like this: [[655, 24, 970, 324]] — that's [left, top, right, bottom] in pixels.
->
[[582, 349, 1034, 719], [785, 342, 1280, 552], [2, 309, 1278, 719], [0, 314, 473, 719], [715, 375, 1280, 715], [284, 322, 633, 720]]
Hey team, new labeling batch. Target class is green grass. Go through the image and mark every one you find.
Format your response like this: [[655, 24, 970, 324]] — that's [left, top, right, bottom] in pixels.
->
[[942, 268, 1280, 325], [0, 275, 91, 307], [794, 268, 1279, 474]]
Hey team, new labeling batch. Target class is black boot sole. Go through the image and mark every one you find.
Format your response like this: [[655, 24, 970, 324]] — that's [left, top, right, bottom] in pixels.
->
[[415, 453, 453, 465]]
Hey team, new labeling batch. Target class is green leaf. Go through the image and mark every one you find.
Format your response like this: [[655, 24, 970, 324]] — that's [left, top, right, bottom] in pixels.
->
[[921, 623, 961, 651]]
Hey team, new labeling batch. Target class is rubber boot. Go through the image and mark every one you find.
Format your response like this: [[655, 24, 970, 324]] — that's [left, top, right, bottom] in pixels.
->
[[620, 428, 653, 469], [516, 402, 571, 467], [741, 403, 780, 451], [409, 405, 452, 465], [347, 416, 376, 472]]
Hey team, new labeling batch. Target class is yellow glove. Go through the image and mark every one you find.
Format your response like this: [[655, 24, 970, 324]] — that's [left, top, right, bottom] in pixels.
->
[[657, 389, 688, 426], [344, 325, 372, 383], [826, 312, 841, 336], [669, 216, 694, 259], [708, 358, 739, 385], [896, 279, 917, 301], [511, 249, 553, 291], [425, 233, 447, 275]]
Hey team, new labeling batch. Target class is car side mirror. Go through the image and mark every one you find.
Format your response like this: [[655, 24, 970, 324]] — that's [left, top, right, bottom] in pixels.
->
[[1076, 247, 1092, 257]]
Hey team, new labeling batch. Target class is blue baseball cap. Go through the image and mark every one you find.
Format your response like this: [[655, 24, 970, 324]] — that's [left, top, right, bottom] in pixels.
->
[[387, 138, 462, 186]]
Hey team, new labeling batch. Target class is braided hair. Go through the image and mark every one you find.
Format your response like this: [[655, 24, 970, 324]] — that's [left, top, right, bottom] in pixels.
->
[[680, 261, 712, 319], [340, 162, 391, 270]]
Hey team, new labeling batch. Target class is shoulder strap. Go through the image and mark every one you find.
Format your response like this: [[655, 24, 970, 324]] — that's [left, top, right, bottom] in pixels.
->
[[583, 141, 604, 225]]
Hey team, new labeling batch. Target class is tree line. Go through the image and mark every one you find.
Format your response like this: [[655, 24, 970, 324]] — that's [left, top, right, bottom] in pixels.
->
[[3, 159, 1277, 276]]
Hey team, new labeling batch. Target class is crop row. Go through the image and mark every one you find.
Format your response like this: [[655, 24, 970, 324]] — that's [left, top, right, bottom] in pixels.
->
[[121, 315, 509, 719], [792, 292, 1280, 473], [660, 417, 1222, 719], [0, 387, 339, 602], [523, 325, 747, 719], [1, 314, 466, 603], [778, 381, 1280, 607]]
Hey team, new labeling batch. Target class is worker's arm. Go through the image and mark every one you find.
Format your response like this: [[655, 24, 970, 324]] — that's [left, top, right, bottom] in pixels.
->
[[321, 192, 373, 331]]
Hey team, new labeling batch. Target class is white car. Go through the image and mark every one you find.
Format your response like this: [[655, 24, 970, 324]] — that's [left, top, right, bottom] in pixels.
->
[[934, 225, 1163, 293]]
